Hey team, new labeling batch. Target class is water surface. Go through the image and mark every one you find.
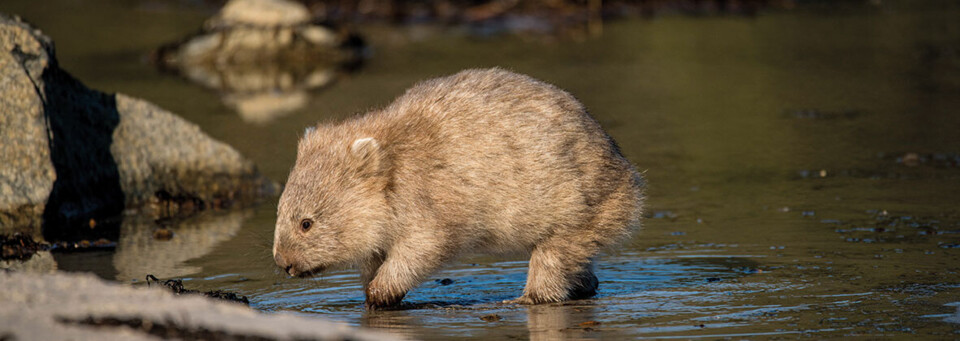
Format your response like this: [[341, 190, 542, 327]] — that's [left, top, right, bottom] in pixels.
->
[[2, 1, 960, 338]]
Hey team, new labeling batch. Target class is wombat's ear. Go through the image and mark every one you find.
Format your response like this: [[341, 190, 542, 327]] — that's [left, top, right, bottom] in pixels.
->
[[350, 137, 383, 175]]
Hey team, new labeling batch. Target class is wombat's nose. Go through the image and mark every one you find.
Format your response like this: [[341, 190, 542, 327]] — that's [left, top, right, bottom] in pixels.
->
[[274, 251, 289, 270]]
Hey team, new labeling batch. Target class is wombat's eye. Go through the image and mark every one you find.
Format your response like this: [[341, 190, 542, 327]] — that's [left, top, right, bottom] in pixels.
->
[[300, 219, 313, 232]]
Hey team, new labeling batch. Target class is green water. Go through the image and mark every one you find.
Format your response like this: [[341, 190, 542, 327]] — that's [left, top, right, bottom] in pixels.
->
[[2, 1, 960, 338]]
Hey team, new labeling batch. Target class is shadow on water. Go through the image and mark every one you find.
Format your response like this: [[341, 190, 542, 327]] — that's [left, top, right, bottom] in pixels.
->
[[39, 58, 124, 242]]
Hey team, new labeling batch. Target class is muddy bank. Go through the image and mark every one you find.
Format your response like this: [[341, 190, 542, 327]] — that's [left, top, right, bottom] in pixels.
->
[[0, 14, 278, 239]]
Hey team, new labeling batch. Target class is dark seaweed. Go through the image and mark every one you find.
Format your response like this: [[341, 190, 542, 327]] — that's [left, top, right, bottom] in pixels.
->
[[146, 275, 250, 305]]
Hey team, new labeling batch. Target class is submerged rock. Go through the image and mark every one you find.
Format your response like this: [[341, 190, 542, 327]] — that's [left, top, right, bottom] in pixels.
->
[[0, 271, 398, 340], [0, 14, 277, 238], [154, 0, 366, 123]]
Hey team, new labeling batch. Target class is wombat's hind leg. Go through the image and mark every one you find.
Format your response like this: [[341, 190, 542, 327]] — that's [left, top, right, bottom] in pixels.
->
[[507, 236, 599, 305]]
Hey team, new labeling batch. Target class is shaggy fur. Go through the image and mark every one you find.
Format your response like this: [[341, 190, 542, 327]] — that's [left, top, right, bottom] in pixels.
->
[[273, 68, 644, 309]]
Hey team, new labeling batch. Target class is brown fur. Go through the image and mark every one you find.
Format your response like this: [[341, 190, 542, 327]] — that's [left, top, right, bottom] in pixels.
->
[[273, 68, 644, 309]]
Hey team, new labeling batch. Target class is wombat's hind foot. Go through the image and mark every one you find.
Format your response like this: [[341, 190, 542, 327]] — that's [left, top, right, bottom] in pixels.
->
[[505, 266, 599, 305], [509, 237, 600, 305], [568, 267, 599, 300]]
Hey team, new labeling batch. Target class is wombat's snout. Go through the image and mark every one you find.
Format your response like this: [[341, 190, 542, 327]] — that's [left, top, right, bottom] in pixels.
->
[[274, 250, 294, 276]]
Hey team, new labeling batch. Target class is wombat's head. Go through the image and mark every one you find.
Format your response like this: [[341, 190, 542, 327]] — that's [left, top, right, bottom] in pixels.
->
[[274, 131, 391, 277]]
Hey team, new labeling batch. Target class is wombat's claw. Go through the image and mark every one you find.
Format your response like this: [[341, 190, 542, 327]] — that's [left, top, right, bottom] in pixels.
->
[[365, 301, 406, 311], [502, 296, 535, 305]]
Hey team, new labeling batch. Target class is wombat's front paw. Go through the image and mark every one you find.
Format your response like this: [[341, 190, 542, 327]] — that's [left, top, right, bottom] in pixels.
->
[[364, 286, 405, 310], [502, 296, 536, 305], [364, 300, 402, 310], [364, 298, 405, 310]]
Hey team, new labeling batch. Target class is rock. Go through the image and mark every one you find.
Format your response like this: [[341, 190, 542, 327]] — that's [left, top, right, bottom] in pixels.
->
[[0, 14, 277, 238], [110, 93, 276, 209], [154, 0, 366, 123], [206, 0, 312, 30], [0, 271, 399, 340], [0, 15, 56, 232], [901, 152, 920, 167]]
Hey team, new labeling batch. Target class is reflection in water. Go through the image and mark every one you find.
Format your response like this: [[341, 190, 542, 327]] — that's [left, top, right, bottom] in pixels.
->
[[360, 311, 420, 339], [163, 47, 353, 123], [113, 210, 251, 281], [0, 251, 57, 273], [53, 250, 119, 279], [526, 304, 597, 341], [154, 0, 366, 123], [2, 209, 252, 282], [357, 303, 602, 340]]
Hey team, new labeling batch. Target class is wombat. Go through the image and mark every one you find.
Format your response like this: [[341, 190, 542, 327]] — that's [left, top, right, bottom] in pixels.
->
[[273, 68, 644, 309]]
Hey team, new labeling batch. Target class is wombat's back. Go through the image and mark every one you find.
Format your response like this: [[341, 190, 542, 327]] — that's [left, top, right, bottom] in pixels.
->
[[375, 68, 644, 252]]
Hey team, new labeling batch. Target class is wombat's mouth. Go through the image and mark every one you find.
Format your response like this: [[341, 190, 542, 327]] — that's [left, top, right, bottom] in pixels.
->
[[295, 265, 326, 278]]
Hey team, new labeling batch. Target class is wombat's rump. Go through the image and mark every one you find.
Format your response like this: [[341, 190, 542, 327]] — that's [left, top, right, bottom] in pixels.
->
[[273, 68, 644, 309]]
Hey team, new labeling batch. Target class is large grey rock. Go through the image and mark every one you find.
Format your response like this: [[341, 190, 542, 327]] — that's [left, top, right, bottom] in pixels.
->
[[0, 14, 56, 230], [0, 14, 277, 236], [0, 271, 400, 340]]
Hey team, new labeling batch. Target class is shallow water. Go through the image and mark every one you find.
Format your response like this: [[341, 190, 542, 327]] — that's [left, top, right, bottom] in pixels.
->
[[2, 0, 960, 338]]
